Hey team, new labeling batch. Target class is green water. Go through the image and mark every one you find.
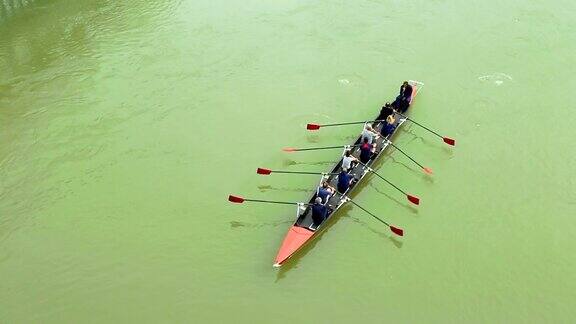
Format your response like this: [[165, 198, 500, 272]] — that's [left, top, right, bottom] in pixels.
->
[[1, 0, 575, 322]]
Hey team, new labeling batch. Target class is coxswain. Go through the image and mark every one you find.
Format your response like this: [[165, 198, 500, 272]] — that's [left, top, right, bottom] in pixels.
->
[[393, 81, 413, 113], [361, 124, 379, 144], [337, 167, 354, 194], [399, 81, 413, 101], [380, 114, 397, 137], [310, 197, 328, 228], [359, 137, 374, 164], [341, 149, 359, 170], [316, 181, 335, 204]]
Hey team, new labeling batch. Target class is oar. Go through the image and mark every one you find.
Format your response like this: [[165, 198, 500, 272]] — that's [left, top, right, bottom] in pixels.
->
[[229, 194, 403, 236], [257, 168, 338, 176], [397, 112, 456, 146], [283, 144, 360, 152], [357, 162, 420, 205], [228, 195, 309, 206], [386, 140, 433, 175], [336, 194, 404, 236], [307, 120, 383, 130]]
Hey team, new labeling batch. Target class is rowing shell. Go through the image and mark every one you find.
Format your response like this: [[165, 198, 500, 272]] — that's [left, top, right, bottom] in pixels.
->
[[273, 80, 424, 267]]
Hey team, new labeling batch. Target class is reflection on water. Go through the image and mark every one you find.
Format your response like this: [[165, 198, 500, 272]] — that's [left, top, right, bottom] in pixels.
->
[[367, 182, 419, 215], [282, 159, 336, 167], [257, 185, 313, 193], [0, 0, 37, 23], [230, 220, 292, 229], [348, 215, 404, 249], [305, 134, 320, 143], [401, 128, 428, 144]]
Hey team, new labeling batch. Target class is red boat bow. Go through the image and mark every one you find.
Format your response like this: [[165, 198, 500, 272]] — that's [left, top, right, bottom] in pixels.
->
[[274, 226, 315, 266]]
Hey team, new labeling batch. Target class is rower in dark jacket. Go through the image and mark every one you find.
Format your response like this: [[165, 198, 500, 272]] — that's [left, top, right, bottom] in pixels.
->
[[316, 181, 335, 204], [311, 197, 328, 228], [337, 168, 353, 194], [359, 137, 373, 164], [377, 102, 395, 122]]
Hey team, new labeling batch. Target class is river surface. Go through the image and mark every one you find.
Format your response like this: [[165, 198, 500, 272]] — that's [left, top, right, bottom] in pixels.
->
[[1, 0, 575, 322]]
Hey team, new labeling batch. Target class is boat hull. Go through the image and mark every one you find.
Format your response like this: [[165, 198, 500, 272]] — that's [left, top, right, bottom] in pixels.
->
[[274, 81, 423, 266]]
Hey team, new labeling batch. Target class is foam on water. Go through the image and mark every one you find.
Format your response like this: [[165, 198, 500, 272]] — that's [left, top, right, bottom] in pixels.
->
[[478, 72, 513, 85]]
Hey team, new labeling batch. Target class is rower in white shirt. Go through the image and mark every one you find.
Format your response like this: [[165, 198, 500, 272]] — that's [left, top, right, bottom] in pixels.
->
[[341, 149, 359, 170], [361, 124, 380, 144]]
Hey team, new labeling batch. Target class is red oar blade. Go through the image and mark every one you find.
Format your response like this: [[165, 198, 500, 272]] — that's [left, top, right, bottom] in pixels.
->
[[257, 168, 272, 175], [307, 123, 321, 130], [443, 137, 456, 146], [228, 195, 245, 203], [423, 167, 433, 175], [407, 194, 420, 205], [390, 226, 404, 236], [282, 147, 296, 152]]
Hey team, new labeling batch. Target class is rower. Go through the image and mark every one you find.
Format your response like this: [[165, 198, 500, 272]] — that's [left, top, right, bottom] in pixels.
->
[[359, 137, 373, 164], [361, 124, 379, 144], [380, 114, 396, 138], [392, 81, 413, 113], [376, 102, 395, 122], [310, 197, 328, 229], [337, 167, 354, 194], [341, 149, 359, 170], [316, 181, 335, 205]]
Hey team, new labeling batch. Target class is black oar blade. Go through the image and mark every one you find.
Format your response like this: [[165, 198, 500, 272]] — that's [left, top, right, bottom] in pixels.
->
[[443, 137, 456, 146], [257, 168, 272, 175], [307, 123, 321, 130], [407, 194, 420, 205], [228, 195, 245, 203], [390, 226, 404, 236]]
